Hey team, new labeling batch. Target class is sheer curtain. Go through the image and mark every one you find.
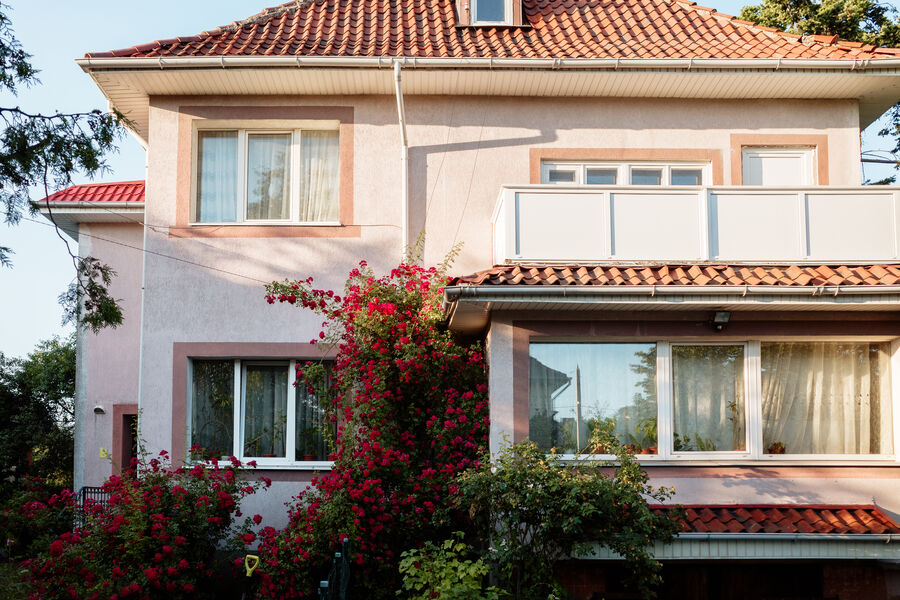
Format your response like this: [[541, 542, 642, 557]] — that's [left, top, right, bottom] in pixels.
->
[[761, 342, 891, 455], [190, 360, 234, 457], [672, 345, 745, 452], [196, 131, 238, 222], [246, 133, 291, 220], [243, 365, 288, 458], [300, 131, 340, 222]]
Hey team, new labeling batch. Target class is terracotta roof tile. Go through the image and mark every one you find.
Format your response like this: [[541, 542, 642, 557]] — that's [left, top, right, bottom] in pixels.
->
[[454, 264, 900, 288], [40, 181, 145, 204], [86, 0, 899, 60], [652, 505, 900, 535]]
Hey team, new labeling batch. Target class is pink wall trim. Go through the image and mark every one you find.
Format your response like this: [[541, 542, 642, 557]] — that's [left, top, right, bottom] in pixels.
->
[[112, 403, 138, 476], [511, 313, 900, 446], [171, 342, 334, 463]]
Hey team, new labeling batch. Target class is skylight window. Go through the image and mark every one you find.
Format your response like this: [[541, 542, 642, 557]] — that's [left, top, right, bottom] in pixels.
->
[[473, 0, 510, 24]]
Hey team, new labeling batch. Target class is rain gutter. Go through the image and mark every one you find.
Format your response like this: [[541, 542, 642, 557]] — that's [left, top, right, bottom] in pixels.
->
[[76, 56, 900, 72], [675, 533, 900, 542], [444, 284, 900, 302]]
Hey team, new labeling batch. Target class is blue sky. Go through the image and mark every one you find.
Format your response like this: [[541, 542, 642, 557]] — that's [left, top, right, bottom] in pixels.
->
[[0, 0, 897, 357]]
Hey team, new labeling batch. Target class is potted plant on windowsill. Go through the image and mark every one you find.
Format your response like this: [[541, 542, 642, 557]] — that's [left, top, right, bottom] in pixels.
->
[[300, 427, 320, 462]]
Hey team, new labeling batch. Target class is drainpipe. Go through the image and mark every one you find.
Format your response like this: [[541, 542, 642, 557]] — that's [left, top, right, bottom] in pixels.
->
[[393, 61, 409, 259]]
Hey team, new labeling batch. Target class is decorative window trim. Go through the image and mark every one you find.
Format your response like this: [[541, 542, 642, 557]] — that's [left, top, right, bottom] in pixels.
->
[[171, 342, 334, 467], [730, 134, 829, 185], [529, 148, 725, 185], [540, 160, 712, 186], [509, 315, 900, 465], [186, 358, 333, 469], [530, 339, 894, 462], [191, 125, 340, 226], [173, 104, 358, 239]]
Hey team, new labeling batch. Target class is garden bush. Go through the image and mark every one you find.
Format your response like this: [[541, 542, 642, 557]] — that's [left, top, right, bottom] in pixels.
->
[[22, 450, 266, 600]]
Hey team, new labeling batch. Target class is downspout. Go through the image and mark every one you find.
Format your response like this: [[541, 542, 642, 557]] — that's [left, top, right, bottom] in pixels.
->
[[393, 61, 409, 259]]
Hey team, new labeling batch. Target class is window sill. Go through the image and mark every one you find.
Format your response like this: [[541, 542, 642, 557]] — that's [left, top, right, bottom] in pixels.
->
[[188, 221, 342, 227], [169, 224, 362, 239], [555, 454, 899, 467], [244, 461, 334, 471]]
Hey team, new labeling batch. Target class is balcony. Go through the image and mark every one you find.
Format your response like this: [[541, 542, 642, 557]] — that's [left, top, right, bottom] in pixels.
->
[[492, 185, 900, 264]]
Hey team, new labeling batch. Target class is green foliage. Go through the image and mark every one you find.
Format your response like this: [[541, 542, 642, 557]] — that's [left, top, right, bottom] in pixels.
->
[[0, 335, 75, 496], [398, 532, 503, 600], [0, 476, 76, 561], [0, 3, 125, 330], [456, 428, 682, 600]]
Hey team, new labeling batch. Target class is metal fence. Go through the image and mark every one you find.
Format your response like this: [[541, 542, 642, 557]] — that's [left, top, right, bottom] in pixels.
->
[[76, 486, 110, 527], [319, 537, 351, 600]]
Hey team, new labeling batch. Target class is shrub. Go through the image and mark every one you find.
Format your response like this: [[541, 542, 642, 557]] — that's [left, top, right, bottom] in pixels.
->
[[23, 451, 266, 600], [258, 257, 490, 599], [0, 475, 77, 562], [456, 432, 682, 600], [397, 532, 503, 600]]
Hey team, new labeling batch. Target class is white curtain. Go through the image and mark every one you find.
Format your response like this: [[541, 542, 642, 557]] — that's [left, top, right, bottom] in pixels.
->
[[196, 131, 238, 222], [247, 133, 291, 220], [761, 343, 891, 455], [190, 360, 234, 458], [243, 365, 288, 458], [300, 131, 340, 222], [672, 345, 745, 452]]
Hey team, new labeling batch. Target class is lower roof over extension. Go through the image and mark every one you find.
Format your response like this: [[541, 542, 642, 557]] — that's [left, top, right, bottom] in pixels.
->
[[590, 505, 900, 561], [445, 264, 900, 333]]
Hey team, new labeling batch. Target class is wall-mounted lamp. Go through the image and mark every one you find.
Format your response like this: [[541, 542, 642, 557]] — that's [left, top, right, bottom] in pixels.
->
[[93, 405, 106, 415], [712, 311, 731, 332]]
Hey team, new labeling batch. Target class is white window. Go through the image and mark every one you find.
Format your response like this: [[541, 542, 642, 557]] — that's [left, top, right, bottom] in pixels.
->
[[194, 128, 340, 224], [541, 161, 709, 186], [528, 341, 893, 460], [472, 0, 511, 24], [741, 147, 814, 185], [188, 359, 332, 466]]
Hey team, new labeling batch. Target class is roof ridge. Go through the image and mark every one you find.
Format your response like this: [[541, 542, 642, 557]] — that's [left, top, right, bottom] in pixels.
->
[[668, 0, 867, 55], [217, 0, 315, 35]]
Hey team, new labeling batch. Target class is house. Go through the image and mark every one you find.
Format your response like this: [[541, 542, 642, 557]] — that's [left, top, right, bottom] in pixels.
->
[[41, 0, 900, 596]]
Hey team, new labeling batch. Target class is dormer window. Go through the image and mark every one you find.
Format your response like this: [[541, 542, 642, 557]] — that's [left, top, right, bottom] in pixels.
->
[[473, 0, 510, 24]]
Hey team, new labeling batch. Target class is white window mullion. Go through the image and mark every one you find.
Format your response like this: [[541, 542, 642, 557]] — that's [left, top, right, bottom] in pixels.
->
[[291, 131, 301, 223], [747, 341, 762, 459], [657, 341, 672, 460], [238, 130, 248, 223], [233, 359, 242, 459], [286, 360, 297, 463]]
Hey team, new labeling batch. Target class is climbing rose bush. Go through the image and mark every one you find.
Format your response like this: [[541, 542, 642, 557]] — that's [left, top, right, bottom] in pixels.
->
[[23, 451, 267, 600], [259, 258, 490, 599]]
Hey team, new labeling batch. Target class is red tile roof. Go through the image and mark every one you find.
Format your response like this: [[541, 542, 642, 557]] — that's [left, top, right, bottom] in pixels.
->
[[85, 0, 899, 61], [652, 505, 900, 535], [41, 181, 145, 204], [455, 264, 900, 287]]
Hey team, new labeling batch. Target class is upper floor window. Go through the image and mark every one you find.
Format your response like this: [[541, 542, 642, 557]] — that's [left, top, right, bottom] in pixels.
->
[[472, 0, 511, 23], [541, 161, 709, 186], [529, 341, 893, 460], [741, 147, 815, 185], [189, 358, 332, 466], [194, 129, 339, 224]]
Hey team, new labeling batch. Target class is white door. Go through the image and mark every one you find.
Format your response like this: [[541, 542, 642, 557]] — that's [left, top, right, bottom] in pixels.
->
[[742, 148, 814, 185]]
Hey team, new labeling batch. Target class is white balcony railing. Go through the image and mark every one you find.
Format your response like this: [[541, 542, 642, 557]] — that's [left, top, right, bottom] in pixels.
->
[[492, 185, 900, 264]]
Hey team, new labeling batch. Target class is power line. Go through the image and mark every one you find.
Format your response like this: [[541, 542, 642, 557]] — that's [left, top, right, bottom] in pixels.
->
[[7, 212, 271, 285]]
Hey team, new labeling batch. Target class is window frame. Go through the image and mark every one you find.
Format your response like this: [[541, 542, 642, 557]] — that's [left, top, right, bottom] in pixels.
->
[[186, 358, 334, 469], [191, 123, 341, 227], [528, 338, 897, 464], [471, 0, 513, 24], [541, 161, 711, 186]]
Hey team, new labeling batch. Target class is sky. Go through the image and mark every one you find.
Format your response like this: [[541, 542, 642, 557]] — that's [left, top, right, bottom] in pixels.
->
[[0, 0, 897, 358]]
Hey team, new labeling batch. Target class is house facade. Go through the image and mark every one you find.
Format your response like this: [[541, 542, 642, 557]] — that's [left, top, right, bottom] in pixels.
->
[[44, 0, 900, 596]]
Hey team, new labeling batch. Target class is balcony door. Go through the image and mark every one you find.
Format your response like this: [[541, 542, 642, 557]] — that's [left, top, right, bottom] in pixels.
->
[[741, 147, 814, 185]]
